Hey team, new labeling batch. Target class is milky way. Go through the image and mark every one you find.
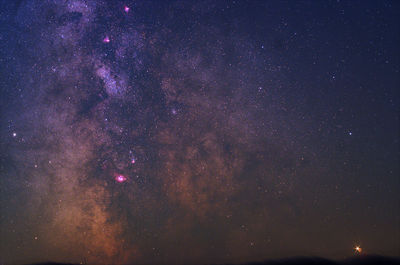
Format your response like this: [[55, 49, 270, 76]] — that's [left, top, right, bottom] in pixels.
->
[[0, 1, 399, 264]]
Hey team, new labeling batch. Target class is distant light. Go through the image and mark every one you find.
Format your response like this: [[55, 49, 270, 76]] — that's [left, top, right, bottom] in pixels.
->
[[349, 132, 352, 136], [12, 132, 17, 137], [354, 246, 362, 253], [103, 36, 110, 43], [131, 158, 136, 164], [124, 6, 130, 13]]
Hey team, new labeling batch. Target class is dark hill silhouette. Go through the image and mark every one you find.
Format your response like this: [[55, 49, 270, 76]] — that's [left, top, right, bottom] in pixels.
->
[[222, 255, 400, 265], [26, 255, 400, 265]]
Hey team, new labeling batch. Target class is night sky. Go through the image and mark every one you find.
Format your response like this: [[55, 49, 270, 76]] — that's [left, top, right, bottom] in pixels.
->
[[0, 1, 399, 264]]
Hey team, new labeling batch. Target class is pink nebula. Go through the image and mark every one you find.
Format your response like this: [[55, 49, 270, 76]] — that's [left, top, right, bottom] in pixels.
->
[[115, 174, 127, 183]]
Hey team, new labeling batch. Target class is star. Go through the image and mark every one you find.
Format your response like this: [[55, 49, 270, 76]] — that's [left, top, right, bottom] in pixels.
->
[[354, 245, 362, 253]]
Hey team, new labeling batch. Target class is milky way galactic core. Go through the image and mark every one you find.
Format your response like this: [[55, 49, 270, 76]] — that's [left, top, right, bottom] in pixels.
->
[[0, 1, 399, 264]]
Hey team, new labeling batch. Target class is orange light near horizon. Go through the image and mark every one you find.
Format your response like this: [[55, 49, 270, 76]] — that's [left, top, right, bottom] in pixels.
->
[[354, 245, 362, 253]]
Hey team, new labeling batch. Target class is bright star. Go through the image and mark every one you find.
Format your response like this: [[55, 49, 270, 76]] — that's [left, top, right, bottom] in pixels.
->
[[354, 245, 362, 253]]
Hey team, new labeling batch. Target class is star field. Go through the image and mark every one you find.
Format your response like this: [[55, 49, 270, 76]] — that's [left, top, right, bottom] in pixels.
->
[[0, 1, 399, 264]]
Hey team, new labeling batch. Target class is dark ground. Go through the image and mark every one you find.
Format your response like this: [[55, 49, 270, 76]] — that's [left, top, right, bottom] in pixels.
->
[[27, 255, 400, 265]]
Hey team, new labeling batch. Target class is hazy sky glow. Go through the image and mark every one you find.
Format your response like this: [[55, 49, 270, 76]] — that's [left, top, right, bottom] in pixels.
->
[[0, 1, 399, 264]]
